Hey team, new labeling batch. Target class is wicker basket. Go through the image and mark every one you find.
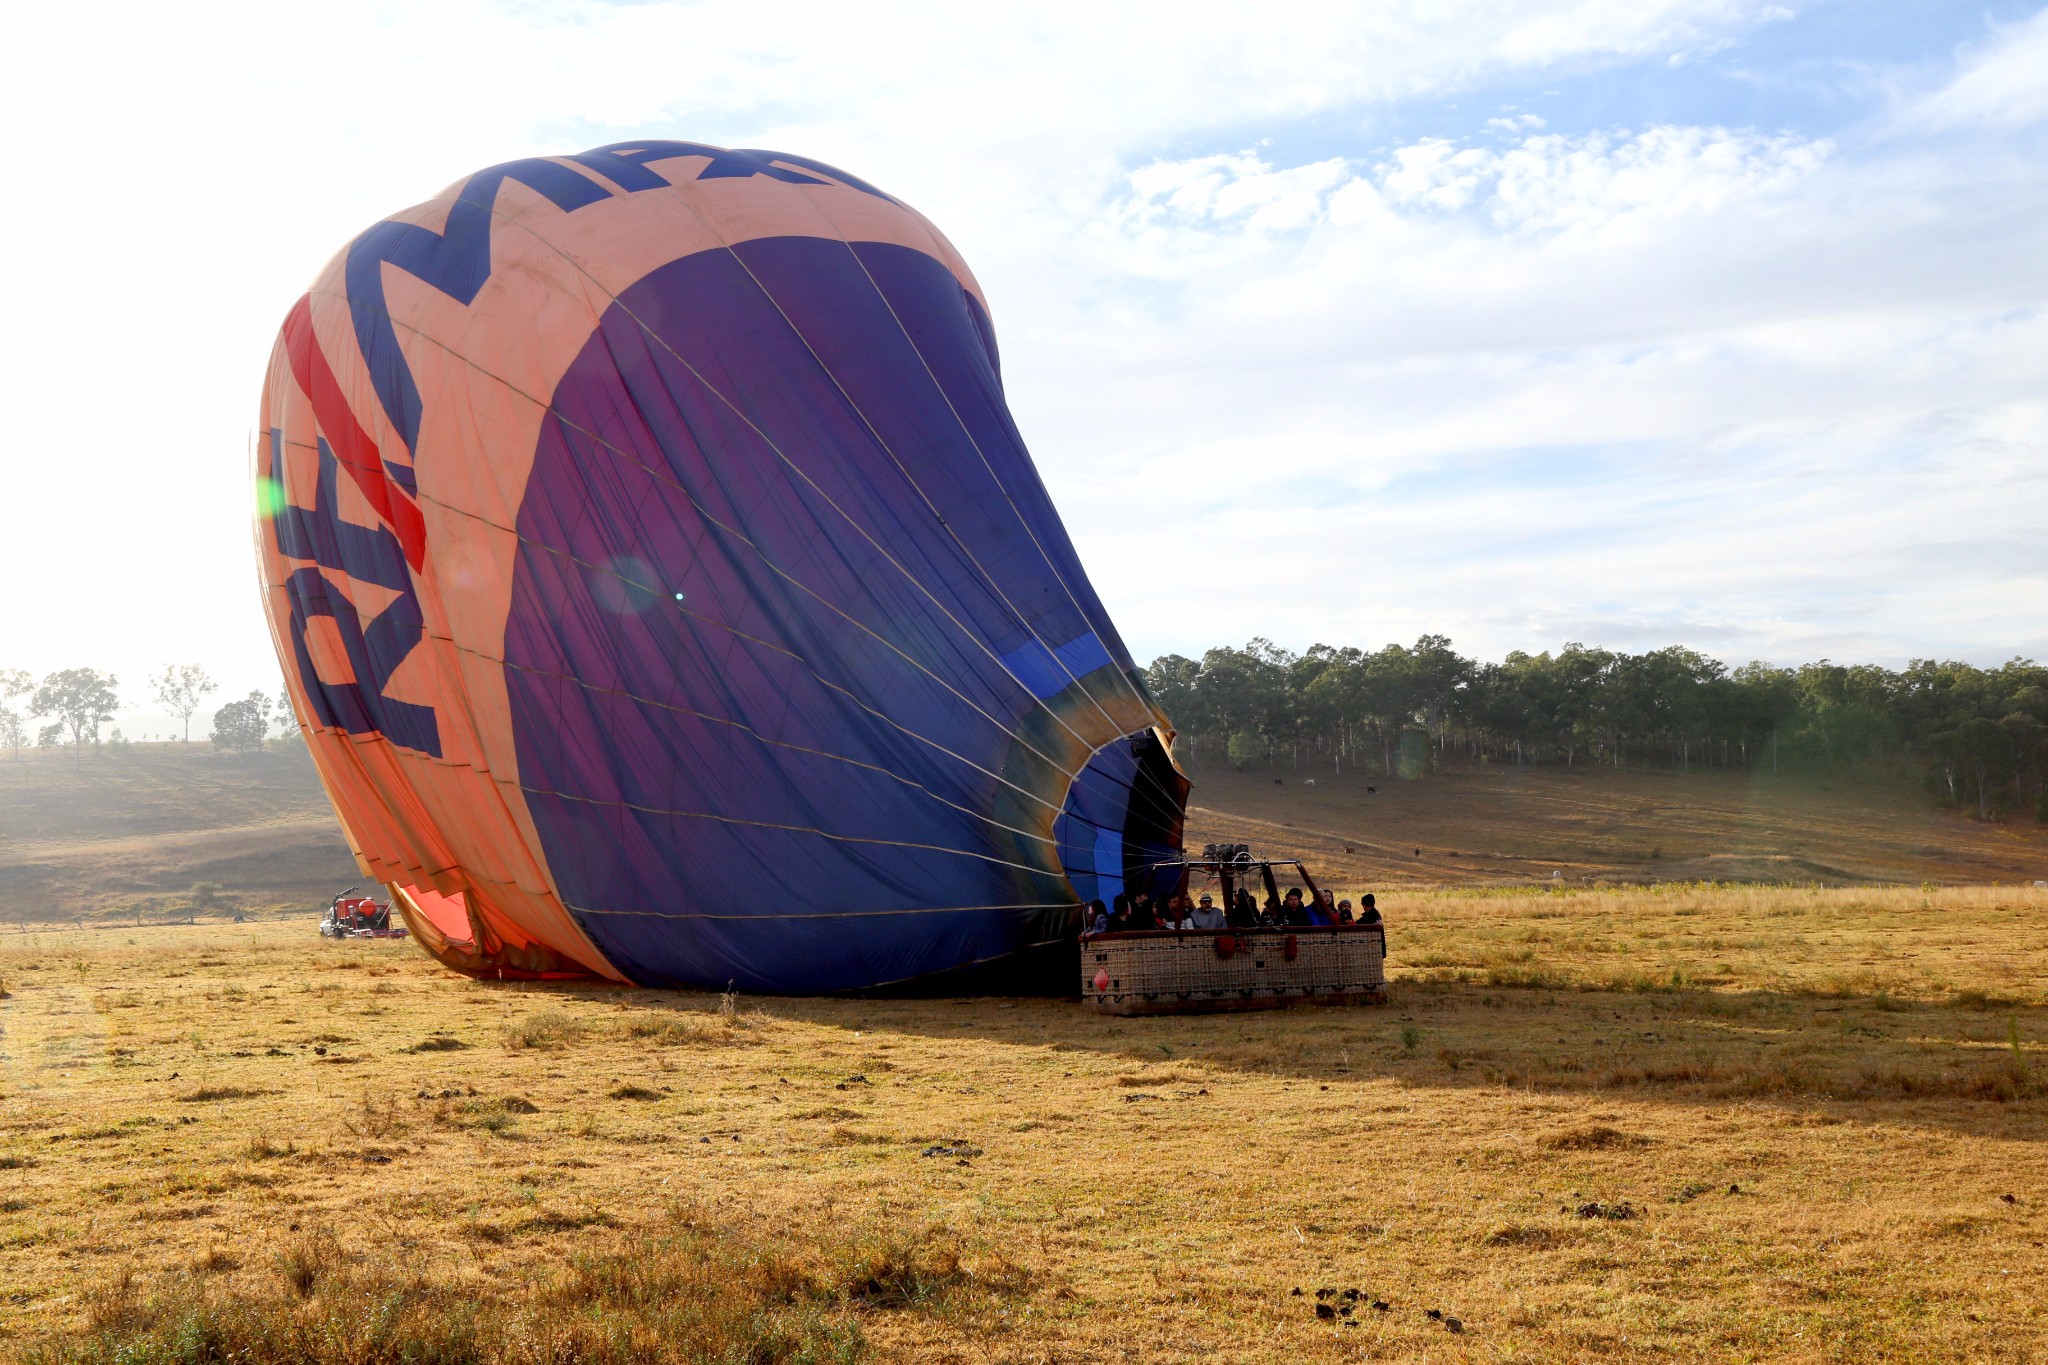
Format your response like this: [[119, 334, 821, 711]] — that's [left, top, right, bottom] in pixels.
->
[[1080, 927, 1385, 1015]]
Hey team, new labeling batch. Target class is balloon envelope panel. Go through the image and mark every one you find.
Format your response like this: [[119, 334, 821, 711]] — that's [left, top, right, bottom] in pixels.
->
[[255, 143, 1185, 991]]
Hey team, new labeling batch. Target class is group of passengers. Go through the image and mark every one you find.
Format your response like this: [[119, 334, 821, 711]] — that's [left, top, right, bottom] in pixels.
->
[[1084, 887, 1381, 935]]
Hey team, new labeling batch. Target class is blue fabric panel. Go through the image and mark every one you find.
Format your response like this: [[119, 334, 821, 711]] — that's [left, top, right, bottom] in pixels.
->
[[998, 631, 1113, 701], [1091, 827, 1126, 904], [1052, 738, 1140, 907], [270, 432, 440, 756], [1056, 632, 1117, 681]]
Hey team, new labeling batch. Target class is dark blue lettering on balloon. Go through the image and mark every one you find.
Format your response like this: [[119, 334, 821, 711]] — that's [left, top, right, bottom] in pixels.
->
[[270, 429, 441, 757], [346, 143, 893, 460]]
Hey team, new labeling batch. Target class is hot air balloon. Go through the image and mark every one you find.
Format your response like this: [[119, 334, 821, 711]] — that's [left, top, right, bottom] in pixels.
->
[[255, 141, 1187, 992]]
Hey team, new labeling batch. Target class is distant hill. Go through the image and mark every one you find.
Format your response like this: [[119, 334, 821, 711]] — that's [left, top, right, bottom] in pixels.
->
[[0, 743, 357, 922], [2, 742, 2043, 924], [1181, 759, 2048, 891]]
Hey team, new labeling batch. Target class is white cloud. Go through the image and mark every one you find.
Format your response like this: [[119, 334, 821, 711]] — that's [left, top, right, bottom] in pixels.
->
[[1003, 107, 2047, 666], [1910, 9, 2048, 131]]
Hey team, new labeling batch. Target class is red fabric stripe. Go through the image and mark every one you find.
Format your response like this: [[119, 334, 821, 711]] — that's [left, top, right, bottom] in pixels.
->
[[281, 295, 428, 572]]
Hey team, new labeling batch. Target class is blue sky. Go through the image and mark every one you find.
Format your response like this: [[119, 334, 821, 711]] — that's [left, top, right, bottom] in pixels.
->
[[1, 0, 2044, 733]]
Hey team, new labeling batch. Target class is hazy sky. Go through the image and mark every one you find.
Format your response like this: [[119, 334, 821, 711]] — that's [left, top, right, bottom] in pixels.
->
[[4, 0, 2045, 733]]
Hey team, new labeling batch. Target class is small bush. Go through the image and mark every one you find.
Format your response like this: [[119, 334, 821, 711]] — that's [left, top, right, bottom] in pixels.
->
[[1542, 1124, 1651, 1151], [502, 1010, 587, 1050], [628, 1016, 710, 1045], [190, 1246, 240, 1274], [275, 1229, 342, 1298]]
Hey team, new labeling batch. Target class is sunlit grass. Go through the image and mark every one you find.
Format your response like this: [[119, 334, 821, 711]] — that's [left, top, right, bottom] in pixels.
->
[[1, 891, 2044, 1361]]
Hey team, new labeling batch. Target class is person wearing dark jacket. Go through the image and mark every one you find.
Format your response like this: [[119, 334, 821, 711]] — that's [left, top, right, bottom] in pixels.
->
[[1083, 899, 1110, 935], [1358, 893, 1382, 926], [1226, 888, 1260, 928]]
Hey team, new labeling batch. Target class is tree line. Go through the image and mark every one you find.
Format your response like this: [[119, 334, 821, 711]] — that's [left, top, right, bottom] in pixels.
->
[[1144, 637, 2048, 822], [0, 664, 292, 764]]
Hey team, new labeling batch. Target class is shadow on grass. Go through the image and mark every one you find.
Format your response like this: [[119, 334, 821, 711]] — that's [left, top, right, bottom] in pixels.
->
[[735, 976, 2048, 1139], [466, 959, 2046, 1140]]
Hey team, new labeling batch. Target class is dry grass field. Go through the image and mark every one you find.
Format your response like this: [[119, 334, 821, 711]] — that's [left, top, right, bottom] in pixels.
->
[[3, 884, 2044, 1363]]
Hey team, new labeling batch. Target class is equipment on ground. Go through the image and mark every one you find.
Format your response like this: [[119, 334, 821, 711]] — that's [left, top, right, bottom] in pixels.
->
[[319, 887, 408, 940]]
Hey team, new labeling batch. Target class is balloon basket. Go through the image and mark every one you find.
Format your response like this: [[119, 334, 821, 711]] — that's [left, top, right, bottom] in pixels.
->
[[1080, 926, 1385, 1015]]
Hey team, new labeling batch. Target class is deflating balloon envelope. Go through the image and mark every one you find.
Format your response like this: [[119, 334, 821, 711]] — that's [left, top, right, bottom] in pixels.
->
[[255, 142, 1187, 992]]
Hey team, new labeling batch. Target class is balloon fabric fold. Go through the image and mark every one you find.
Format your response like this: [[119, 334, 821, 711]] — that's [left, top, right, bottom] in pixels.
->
[[255, 142, 1187, 992]]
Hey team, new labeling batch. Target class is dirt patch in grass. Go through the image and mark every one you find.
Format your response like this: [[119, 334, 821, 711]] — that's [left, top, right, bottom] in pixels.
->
[[607, 1084, 662, 1102], [403, 1035, 470, 1053]]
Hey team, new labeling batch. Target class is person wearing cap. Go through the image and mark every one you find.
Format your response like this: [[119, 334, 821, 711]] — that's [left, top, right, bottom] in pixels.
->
[[1334, 898, 1355, 924], [1358, 893, 1382, 927], [1190, 893, 1226, 930]]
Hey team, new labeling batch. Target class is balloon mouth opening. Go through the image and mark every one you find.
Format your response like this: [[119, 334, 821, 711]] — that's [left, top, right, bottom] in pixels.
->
[[390, 885, 607, 982], [1054, 726, 1189, 908]]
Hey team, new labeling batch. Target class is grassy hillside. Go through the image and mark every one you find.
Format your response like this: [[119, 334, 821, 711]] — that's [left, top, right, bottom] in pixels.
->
[[0, 744, 358, 922], [1182, 759, 2048, 889], [3, 744, 2044, 926], [2, 888, 2043, 1361]]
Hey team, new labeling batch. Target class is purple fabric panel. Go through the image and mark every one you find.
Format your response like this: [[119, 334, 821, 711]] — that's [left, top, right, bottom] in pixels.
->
[[510, 238, 1165, 991]]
